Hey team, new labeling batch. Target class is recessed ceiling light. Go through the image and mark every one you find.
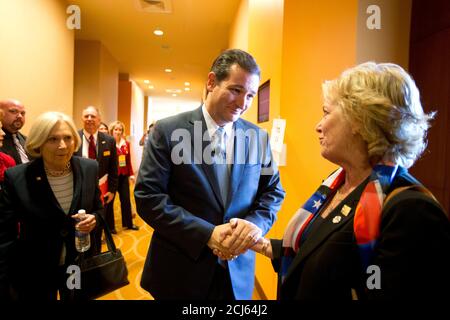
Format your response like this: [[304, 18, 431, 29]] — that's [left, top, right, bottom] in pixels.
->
[[144, 80, 150, 84], [184, 87, 191, 91], [165, 68, 172, 73], [154, 29, 164, 36], [172, 93, 177, 97], [184, 82, 190, 86], [148, 85, 154, 89]]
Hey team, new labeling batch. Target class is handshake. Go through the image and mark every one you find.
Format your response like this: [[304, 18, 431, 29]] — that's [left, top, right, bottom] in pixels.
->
[[207, 218, 268, 261]]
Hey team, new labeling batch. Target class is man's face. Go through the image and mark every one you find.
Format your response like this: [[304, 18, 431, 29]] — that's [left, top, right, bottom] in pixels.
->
[[1, 101, 26, 133], [205, 64, 260, 126], [82, 107, 101, 134]]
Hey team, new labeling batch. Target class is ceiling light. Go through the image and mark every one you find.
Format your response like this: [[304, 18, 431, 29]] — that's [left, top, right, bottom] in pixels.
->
[[184, 82, 190, 86], [184, 87, 191, 91], [172, 93, 177, 97], [148, 85, 154, 89], [165, 68, 172, 73], [144, 80, 150, 84], [153, 29, 164, 36]]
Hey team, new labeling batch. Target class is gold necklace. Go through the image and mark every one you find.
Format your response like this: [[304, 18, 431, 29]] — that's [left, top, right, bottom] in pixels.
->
[[44, 162, 72, 177]]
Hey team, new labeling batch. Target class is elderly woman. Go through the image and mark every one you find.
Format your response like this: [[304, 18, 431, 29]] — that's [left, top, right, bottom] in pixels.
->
[[246, 62, 450, 300], [109, 120, 138, 232], [0, 109, 16, 184], [0, 112, 102, 300]]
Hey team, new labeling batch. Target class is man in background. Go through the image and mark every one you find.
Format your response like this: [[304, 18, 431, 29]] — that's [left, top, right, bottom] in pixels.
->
[[75, 106, 118, 252], [0, 99, 30, 165]]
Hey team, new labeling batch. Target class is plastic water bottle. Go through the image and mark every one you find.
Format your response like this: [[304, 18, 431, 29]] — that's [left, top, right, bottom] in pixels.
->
[[75, 209, 91, 252]]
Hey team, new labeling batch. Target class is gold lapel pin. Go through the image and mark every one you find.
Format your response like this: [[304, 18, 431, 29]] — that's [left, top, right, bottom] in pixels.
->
[[332, 216, 342, 224], [341, 205, 351, 216]]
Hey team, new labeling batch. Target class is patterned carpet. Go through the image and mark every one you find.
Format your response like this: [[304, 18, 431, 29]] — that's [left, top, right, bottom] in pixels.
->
[[97, 186, 154, 300]]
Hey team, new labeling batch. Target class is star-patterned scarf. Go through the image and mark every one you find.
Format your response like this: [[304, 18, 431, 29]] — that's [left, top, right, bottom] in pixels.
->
[[280, 164, 398, 281]]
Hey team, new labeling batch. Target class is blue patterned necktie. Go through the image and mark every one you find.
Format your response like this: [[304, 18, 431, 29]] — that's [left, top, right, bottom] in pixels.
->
[[212, 127, 229, 205]]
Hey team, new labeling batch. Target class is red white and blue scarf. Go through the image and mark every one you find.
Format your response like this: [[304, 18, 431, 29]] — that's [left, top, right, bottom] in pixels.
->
[[281, 164, 398, 280]]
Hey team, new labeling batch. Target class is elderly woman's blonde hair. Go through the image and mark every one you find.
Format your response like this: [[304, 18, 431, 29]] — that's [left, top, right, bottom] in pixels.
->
[[322, 62, 434, 168], [109, 120, 125, 135], [25, 112, 81, 158]]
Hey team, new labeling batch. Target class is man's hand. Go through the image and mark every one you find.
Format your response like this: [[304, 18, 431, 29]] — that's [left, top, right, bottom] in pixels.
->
[[104, 191, 114, 204], [207, 223, 236, 259], [221, 218, 262, 255]]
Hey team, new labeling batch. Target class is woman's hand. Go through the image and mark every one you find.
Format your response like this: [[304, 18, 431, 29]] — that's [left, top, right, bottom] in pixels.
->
[[72, 213, 97, 233], [251, 237, 273, 259]]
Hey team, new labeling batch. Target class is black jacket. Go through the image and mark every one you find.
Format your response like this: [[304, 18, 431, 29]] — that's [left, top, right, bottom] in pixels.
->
[[0, 156, 103, 300], [272, 167, 450, 300]]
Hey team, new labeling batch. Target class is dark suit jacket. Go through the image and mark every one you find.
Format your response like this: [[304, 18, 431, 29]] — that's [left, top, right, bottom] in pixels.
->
[[134, 107, 285, 299], [0, 156, 103, 300], [272, 167, 450, 300], [75, 130, 118, 194], [0, 129, 30, 164]]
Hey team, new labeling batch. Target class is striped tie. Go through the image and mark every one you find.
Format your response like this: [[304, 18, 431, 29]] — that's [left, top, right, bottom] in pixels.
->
[[88, 135, 97, 160], [12, 133, 29, 164]]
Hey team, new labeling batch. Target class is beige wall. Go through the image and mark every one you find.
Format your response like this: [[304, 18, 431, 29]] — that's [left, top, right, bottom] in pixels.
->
[[228, 0, 284, 299], [357, 0, 412, 68], [0, 0, 74, 134], [229, 0, 359, 299], [129, 81, 145, 175], [229, 0, 249, 52], [73, 40, 118, 128]]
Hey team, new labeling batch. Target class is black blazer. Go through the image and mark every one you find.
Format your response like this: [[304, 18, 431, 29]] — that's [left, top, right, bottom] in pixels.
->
[[75, 130, 118, 193], [272, 167, 450, 300], [0, 130, 30, 164], [0, 156, 103, 300]]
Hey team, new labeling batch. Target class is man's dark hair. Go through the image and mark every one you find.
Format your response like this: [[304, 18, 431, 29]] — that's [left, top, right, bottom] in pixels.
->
[[210, 49, 260, 83]]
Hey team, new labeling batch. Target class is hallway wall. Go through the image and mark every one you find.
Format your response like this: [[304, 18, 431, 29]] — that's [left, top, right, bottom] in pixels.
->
[[0, 0, 74, 133]]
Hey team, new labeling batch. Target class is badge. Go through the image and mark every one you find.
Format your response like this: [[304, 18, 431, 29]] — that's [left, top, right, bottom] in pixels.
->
[[341, 205, 351, 216], [103, 150, 111, 156], [332, 216, 342, 224], [118, 154, 126, 167]]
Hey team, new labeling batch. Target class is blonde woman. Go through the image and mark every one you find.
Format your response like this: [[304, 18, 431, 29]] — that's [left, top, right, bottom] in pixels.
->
[[244, 62, 450, 300], [0, 112, 101, 300], [110, 121, 138, 231]]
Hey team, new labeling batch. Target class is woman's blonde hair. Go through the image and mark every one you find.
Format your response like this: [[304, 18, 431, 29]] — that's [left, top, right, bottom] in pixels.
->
[[322, 62, 434, 168], [109, 120, 125, 135], [25, 112, 81, 158]]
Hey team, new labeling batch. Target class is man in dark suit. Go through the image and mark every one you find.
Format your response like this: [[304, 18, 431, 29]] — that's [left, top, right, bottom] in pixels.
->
[[0, 99, 30, 164], [134, 49, 285, 300], [75, 106, 118, 253]]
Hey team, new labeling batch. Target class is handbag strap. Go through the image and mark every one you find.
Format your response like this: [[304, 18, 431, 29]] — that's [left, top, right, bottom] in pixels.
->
[[95, 211, 118, 253], [384, 184, 439, 208]]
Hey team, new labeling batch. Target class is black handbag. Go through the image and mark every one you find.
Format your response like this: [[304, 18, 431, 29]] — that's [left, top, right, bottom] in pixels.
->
[[73, 215, 129, 300]]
